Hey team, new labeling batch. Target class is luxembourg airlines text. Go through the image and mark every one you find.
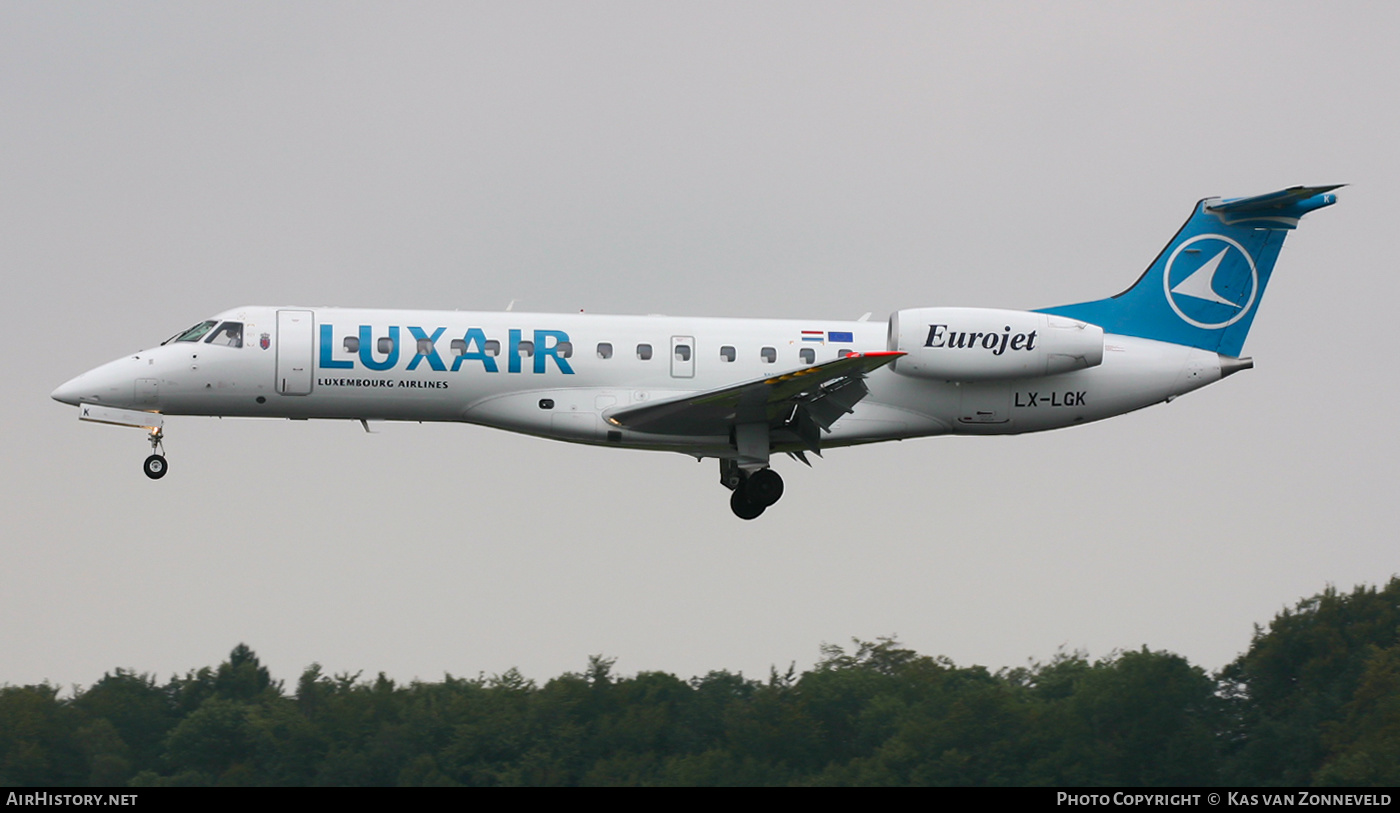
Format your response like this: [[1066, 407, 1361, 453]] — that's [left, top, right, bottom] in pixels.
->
[[315, 378, 449, 389]]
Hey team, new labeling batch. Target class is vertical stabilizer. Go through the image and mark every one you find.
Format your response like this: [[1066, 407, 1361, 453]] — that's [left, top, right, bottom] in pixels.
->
[[1037, 185, 1340, 357]]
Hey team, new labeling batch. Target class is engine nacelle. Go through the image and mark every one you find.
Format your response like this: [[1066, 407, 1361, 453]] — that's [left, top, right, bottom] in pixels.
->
[[888, 307, 1104, 381]]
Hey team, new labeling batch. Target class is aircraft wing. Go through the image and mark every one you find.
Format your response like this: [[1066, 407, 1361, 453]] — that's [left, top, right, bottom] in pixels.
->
[[606, 351, 904, 438]]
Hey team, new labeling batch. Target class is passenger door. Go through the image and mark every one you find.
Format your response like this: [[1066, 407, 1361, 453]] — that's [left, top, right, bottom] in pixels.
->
[[276, 310, 315, 395]]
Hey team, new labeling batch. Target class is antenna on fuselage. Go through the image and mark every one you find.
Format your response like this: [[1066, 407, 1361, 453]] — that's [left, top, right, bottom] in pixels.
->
[[505, 299, 516, 312]]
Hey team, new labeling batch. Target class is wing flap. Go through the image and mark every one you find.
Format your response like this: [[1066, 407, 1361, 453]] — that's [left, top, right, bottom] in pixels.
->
[[606, 351, 903, 436]]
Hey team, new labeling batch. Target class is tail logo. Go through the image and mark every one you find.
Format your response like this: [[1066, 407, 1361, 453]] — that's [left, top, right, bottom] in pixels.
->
[[1163, 234, 1257, 330]]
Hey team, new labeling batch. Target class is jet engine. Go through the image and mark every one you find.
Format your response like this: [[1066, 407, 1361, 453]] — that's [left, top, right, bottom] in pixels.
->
[[888, 307, 1104, 381]]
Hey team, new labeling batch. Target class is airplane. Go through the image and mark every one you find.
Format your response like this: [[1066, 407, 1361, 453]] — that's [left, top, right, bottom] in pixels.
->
[[52, 185, 1340, 519]]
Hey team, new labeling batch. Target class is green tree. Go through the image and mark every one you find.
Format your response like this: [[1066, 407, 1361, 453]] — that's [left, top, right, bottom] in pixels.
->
[[1220, 579, 1400, 785], [1038, 648, 1221, 786], [71, 669, 175, 778], [1313, 643, 1400, 786], [0, 684, 83, 785], [214, 644, 280, 701], [161, 696, 254, 784]]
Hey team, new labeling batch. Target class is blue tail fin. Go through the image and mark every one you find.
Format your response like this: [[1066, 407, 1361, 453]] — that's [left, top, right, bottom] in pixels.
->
[[1037, 185, 1341, 357]]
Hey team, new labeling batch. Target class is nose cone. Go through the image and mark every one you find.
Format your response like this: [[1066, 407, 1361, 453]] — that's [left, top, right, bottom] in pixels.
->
[[51, 355, 147, 408], [51, 375, 86, 406]]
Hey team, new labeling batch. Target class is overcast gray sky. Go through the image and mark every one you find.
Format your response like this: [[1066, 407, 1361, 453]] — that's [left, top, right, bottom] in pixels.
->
[[4, 1, 1396, 690]]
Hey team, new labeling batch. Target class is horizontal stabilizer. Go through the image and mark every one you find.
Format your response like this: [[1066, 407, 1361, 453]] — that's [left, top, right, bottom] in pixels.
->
[[1205, 185, 1343, 228], [1207, 184, 1344, 214]]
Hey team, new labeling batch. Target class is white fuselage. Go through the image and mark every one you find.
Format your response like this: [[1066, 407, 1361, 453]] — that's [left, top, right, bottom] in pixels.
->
[[53, 305, 1228, 458]]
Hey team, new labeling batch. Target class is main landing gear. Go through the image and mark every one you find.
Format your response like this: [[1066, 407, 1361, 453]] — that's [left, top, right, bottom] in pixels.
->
[[721, 460, 784, 520], [143, 427, 167, 480]]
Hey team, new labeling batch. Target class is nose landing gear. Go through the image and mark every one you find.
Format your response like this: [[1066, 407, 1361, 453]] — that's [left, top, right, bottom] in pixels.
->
[[143, 427, 167, 480], [721, 460, 784, 520]]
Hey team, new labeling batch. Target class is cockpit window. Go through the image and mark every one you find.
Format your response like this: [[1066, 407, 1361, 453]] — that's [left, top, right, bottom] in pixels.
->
[[163, 320, 217, 345], [205, 321, 244, 348]]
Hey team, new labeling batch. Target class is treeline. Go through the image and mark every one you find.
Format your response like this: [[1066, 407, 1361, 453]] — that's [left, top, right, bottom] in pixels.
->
[[2, 579, 1397, 787]]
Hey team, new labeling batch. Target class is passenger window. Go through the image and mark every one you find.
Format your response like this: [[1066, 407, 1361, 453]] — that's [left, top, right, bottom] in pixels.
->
[[377, 337, 394, 354], [345, 337, 360, 353], [485, 340, 501, 357], [556, 341, 573, 358], [637, 343, 653, 360], [800, 348, 815, 364], [417, 338, 435, 356], [206, 322, 244, 348], [518, 341, 534, 357], [761, 347, 777, 363], [674, 344, 692, 362], [450, 339, 467, 355], [597, 342, 614, 359], [720, 345, 736, 362]]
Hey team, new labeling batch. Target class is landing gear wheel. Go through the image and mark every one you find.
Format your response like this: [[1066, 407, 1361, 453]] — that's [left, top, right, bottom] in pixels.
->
[[143, 454, 168, 480], [744, 468, 784, 507], [730, 488, 765, 520]]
